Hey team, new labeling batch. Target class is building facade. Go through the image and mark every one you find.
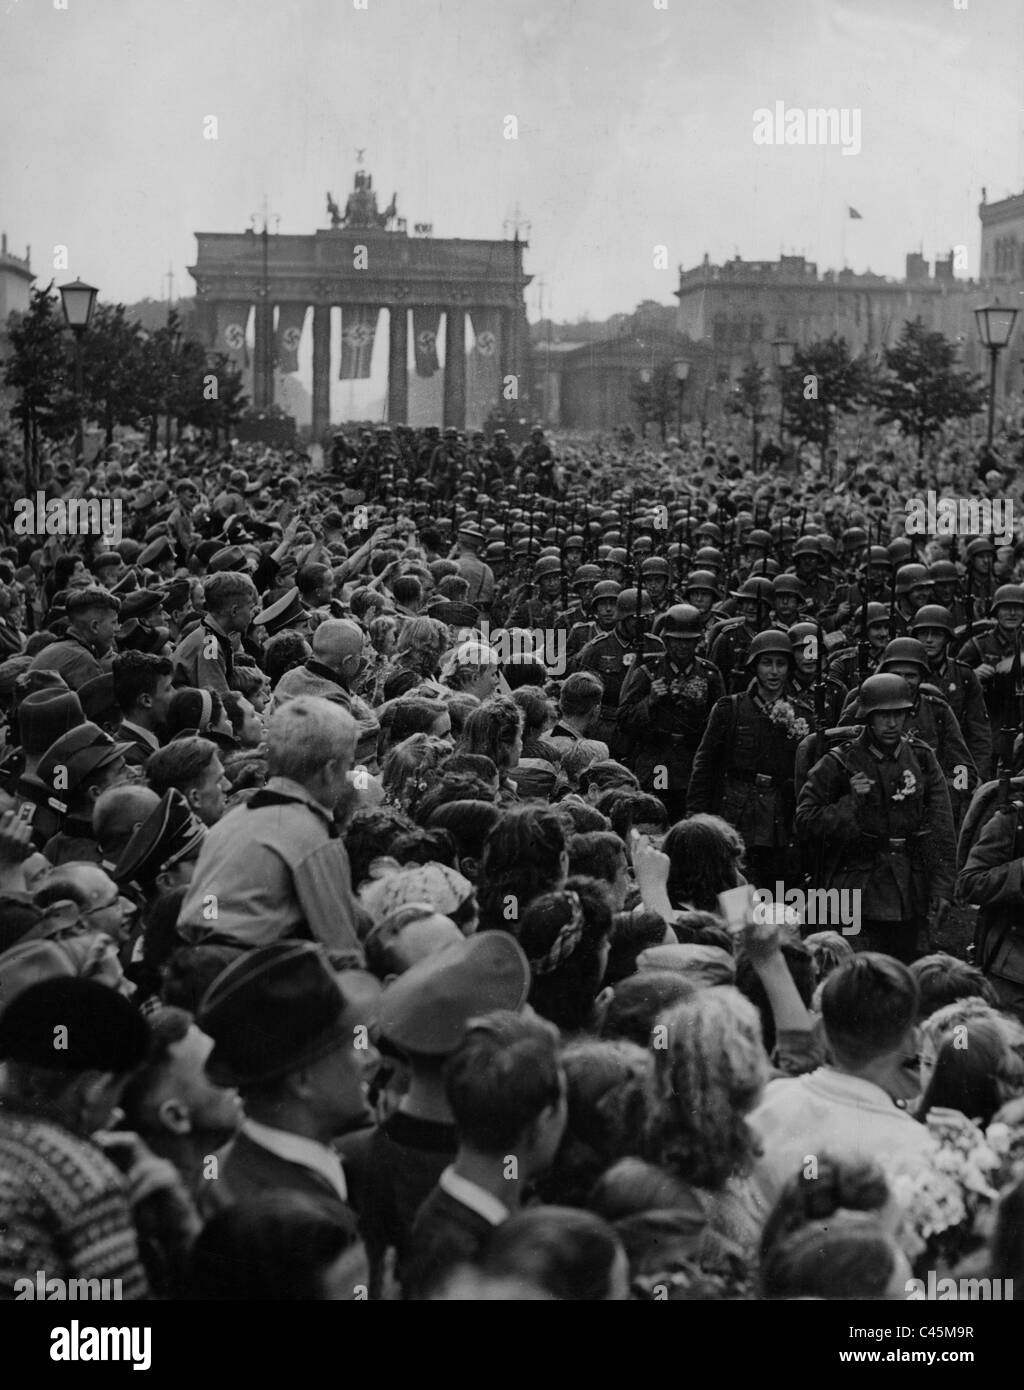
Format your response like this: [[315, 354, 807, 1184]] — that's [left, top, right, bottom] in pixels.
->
[[0, 233, 33, 362]]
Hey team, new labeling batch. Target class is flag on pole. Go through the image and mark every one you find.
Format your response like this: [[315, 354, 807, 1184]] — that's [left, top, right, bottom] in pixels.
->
[[413, 308, 441, 378], [848, 206, 863, 220], [216, 301, 250, 369], [339, 305, 379, 379], [275, 304, 307, 374]]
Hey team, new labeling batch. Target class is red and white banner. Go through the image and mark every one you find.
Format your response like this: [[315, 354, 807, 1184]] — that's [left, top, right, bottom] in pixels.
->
[[413, 307, 441, 378], [215, 301, 250, 368], [339, 305, 379, 379], [275, 304, 306, 374]]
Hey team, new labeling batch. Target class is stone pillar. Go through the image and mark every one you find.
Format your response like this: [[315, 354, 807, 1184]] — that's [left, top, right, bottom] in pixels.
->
[[312, 304, 331, 442], [253, 298, 273, 410], [443, 306, 467, 430], [387, 305, 408, 424]]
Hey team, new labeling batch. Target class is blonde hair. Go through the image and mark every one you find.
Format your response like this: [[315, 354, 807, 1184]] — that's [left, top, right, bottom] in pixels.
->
[[644, 986, 769, 1190]]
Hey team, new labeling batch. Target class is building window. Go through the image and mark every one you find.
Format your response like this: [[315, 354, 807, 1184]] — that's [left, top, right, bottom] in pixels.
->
[[730, 320, 746, 344], [749, 315, 764, 342], [775, 322, 788, 339], [713, 314, 728, 345]]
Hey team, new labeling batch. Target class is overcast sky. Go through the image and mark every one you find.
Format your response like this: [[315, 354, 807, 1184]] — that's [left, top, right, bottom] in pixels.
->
[[1, 0, 1022, 324]]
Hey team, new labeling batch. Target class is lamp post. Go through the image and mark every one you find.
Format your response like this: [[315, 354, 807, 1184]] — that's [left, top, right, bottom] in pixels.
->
[[165, 322, 184, 461], [673, 358, 690, 442], [58, 279, 99, 464], [975, 304, 1019, 452], [771, 338, 795, 448]]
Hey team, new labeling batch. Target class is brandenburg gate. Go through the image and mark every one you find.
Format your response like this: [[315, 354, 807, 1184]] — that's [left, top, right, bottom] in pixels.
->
[[188, 165, 532, 437]]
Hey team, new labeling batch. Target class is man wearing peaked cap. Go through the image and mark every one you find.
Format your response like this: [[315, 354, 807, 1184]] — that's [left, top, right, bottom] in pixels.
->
[[207, 545, 249, 574], [453, 520, 495, 612], [253, 586, 308, 638], [137, 535, 176, 577], [118, 588, 167, 627], [197, 941, 370, 1219], [22, 721, 132, 858], [113, 787, 206, 894]]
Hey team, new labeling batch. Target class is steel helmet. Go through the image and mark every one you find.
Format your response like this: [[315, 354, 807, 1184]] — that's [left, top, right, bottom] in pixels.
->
[[992, 584, 1024, 611], [607, 547, 629, 568], [685, 570, 722, 597], [772, 574, 805, 596], [667, 542, 692, 563], [857, 673, 914, 715], [592, 580, 622, 601], [640, 555, 671, 579], [841, 526, 868, 552], [888, 538, 914, 565], [615, 587, 654, 619], [860, 601, 891, 627], [792, 536, 822, 559], [572, 564, 602, 588], [533, 556, 562, 580], [909, 605, 955, 635], [695, 521, 723, 545], [928, 560, 959, 584], [730, 576, 774, 603], [656, 604, 703, 639], [788, 621, 821, 660], [865, 546, 892, 569], [745, 529, 772, 551], [633, 535, 655, 555], [745, 629, 794, 667], [894, 564, 932, 597], [693, 546, 725, 570], [966, 537, 996, 559], [879, 638, 930, 673]]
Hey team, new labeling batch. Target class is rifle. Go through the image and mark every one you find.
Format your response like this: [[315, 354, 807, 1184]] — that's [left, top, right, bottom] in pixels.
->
[[888, 560, 898, 640], [811, 617, 829, 888], [634, 549, 646, 672], [857, 587, 871, 683], [965, 564, 975, 646]]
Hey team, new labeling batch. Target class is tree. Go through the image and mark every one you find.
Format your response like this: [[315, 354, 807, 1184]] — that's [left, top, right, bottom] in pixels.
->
[[872, 317, 986, 457], [781, 335, 874, 458], [724, 359, 768, 468], [3, 282, 78, 488], [629, 360, 676, 441], [80, 303, 148, 445]]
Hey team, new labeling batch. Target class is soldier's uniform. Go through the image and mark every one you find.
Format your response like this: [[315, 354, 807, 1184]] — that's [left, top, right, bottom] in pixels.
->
[[796, 725, 955, 962], [787, 670, 849, 727], [828, 644, 883, 688], [618, 649, 724, 819], [958, 791, 1024, 1017], [576, 626, 665, 753], [709, 618, 759, 695], [957, 622, 1021, 736], [688, 670, 812, 888], [925, 656, 992, 780]]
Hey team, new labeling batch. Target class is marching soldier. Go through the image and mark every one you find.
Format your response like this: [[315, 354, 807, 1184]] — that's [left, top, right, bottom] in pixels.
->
[[796, 673, 955, 963], [708, 577, 773, 693], [909, 604, 992, 779], [618, 604, 725, 820], [576, 588, 664, 754], [787, 622, 848, 726], [785, 536, 836, 625], [768, 574, 805, 630], [889, 564, 934, 637], [828, 601, 891, 688], [829, 545, 893, 639], [688, 630, 812, 888], [555, 563, 602, 634], [957, 784, 1024, 1017], [928, 560, 968, 632], [566, 579, 620, 669], [507, 555, 563, 630], [957, 583, 1024, 744], [485, 427, 518, 485], [640, 555, 673, 617]]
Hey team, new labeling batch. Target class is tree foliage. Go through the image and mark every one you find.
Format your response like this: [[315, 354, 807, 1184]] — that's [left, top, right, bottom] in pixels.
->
[[781, 335, 874, 455], [872, 317, 985, 456]]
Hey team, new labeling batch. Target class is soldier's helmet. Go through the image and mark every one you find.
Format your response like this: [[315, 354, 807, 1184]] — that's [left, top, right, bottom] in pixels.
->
[[992, 584, 1024, 611], [909, 605, 955, 635], [633, 536, 655, 555], [572, 564, 602, 589], [888, 537, 914, 566], [693, 546, 725, 570], [928, 560, 959, 584], [655, 604, 703, 639], [615, 587, 654, 620], [745, 629, 794, 668], [640, 556, 670, 579], [493, 428, 508, 439], [565, 533, 586, 552], [841, 526, 868, 552], [862, 601, 892, 627], [607, 547, 629, 569], [787, 621, 820, 659], [792, 536, 822, 559], [730, 576, 774, 604], [865, 546, 893, 569], [966, 537, 996, 560], [745, 528, 772, 552], [533, 556, 562, 580], [879, 638, 929, 673], [685, 570, 722, 598], [592, 580, 623, 601], [695, 521, 723, 545], [772, 574, 804, 597], [895, 564, 933, 597], [857, 673, 914, 715]]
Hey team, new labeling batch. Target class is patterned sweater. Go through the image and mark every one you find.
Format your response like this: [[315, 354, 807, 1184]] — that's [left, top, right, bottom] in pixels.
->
[[0, 1105, 149, 1300]]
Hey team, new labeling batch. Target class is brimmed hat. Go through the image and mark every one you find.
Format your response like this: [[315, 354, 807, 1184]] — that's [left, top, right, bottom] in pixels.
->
[[376, 932, 530, 1056], [198, 941, 358, 1087], [0, 977, 148, 1071], [113, 788, 206, 889], [17, 689, 83, 756], [36, 722, 133, 808], [253, 586, 305, 635]]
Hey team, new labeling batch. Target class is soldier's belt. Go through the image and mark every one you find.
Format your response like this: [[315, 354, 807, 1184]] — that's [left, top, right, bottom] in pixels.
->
[[727, 769, 784, 788], [858, 832, 925, 852]]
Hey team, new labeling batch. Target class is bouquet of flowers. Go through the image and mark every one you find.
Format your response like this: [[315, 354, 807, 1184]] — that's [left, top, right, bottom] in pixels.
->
[[768, 699, 809, 740], [892, 769, 918, 802], [888, 1109, 1001, 1266]]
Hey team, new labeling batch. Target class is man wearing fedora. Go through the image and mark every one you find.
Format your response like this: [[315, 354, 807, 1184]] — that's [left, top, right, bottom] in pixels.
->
[[197, 942, 372, 1222]]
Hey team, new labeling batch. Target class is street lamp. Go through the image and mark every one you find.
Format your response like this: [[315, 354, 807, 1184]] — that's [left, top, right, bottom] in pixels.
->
[[771, 338, 795, 450], [673, 358, 691, 442], [58, 279, 99, 463], [165, 323, 185, 461], [975, 304, 1019, 452]]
